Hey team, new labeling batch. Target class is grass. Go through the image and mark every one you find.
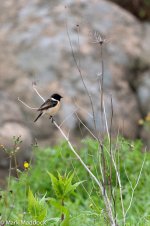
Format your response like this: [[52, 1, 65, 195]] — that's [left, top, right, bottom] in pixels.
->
[[0, 137, 149, 226]]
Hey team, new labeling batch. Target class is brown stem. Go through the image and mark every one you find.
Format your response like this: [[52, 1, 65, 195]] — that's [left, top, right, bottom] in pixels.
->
[[61, 199, 65, 221]]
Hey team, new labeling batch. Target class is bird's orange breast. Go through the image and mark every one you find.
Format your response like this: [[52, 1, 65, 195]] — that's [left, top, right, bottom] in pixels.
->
[[44, 101, 60, 116]]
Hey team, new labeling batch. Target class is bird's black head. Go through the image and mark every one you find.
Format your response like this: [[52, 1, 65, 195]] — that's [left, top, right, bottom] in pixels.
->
[[51, 93, 63, 101]]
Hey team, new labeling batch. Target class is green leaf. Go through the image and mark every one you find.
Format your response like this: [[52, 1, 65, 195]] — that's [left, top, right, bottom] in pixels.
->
[[48, 172, 64, 198], [28, 188, 47, 222], [63, 173, 84, 197], [49, 198, 64, 210], [48, 172, 84, 200]]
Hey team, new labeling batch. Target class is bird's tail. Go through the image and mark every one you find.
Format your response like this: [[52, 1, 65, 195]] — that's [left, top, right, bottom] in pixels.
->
[[34, 112, 43, 122]]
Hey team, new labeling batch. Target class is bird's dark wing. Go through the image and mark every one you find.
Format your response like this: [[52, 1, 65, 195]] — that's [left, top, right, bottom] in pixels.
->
[[37, 98, 57, 111]]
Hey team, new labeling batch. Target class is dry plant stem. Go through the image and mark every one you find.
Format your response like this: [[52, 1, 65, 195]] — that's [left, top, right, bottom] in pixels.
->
[[71, 28, 110, 217], [66, 23, 97, 135], [71, 162, 100, 212], [67, 26, 109, 202], [18, 98, 38, 110], [4, 155, 13, 219], [98, 38, 117, 223], [124, 154, 146, 218], [109, 97, 117, 222], [75, 112, 107, 191], [103, 98, 125, 225], [75, 113, 106, 192], [96, 40, 106, 199], [71, 28, 105, 194], [73, 99, 93, 119], [112, 152, 125, 225], [53, 119, 115, 226], [77, 25, 81, 72], [103, 99, 114, 196], [100, 45, 104, 112], [33, 84, 45, 102], [103, 100, 110, 142], [92, 33, 107, 198], [19, 85, 116, 225], [13, 154, 19, 178], [59, 109, 78, 128], [8, 155, 12, 190], [75, 113, 98, 141], [54, 120, 101, 186]]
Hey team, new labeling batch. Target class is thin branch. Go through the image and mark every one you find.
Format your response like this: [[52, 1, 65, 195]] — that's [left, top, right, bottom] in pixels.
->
[[109, 96, 116, 223], [98, 145, 105, 188], [91, 31, 118, 225], [103, 96, 116, 221], [111, 149, 125, 226], [99, 42, 104, 113], [90, 31, 105, 112], [72, 167, 100, 213], [59, 109, 78, 128], [73, 100, 93, 119], [103, 99, 110, 142], [18, 98, 38, 110], [53, 119, 103, 188], [125, 153, 146, 218], [53, 119, 115, 226], [75, 112, 109, 155], [18, 87, 116, 226], [76, 24, 81, 72], [107, 121, 125, 226], [66, 22, 97, 135], [91, 31, 108, 199], [32, 83, 45, 102], [75, 113, 98, 141], [18, 83, 45, 109]]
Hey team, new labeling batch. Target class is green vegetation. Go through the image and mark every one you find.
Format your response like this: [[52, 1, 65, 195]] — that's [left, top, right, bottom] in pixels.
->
[[0, 138, 149, 226]]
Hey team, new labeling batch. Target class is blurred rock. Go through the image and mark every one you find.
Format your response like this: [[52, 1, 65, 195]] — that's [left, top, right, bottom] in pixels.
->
[[0, 0, 149, 152], [0, 93, 32, 169], [136, 71, 150, 114], [140, 127, 150, 150], [141, 23, 150, 65]]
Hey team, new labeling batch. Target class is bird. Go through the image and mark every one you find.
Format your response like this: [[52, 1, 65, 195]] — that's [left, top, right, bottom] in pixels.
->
[[34, 93, 63, 122]]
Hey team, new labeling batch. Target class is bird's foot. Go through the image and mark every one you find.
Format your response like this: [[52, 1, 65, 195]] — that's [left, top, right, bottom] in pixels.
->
[[49, 116, 54, 123]]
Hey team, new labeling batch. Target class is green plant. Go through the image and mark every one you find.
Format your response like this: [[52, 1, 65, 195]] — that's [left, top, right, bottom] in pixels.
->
[[48, 172, 83, 225], [28, 188, 47, 223], [0, 137, 149, 226]]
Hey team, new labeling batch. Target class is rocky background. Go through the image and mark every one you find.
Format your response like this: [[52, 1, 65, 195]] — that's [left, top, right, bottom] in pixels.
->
[[0, 0, 150, 179]]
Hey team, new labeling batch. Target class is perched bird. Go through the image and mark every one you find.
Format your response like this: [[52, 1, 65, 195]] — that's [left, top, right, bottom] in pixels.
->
[[34, 93, 63, 122]]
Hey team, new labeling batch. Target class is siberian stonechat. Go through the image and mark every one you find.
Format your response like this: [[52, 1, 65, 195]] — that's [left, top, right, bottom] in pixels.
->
[[34, 93, 63, 122]]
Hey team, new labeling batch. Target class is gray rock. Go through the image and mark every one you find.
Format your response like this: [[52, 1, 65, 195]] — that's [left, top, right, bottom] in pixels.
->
[[137, 72, 150, 114], [141, 23, 150, 65], [0, 122, 32, 168], [0, 93, 32, 169], [0, 0, 149, 149]]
